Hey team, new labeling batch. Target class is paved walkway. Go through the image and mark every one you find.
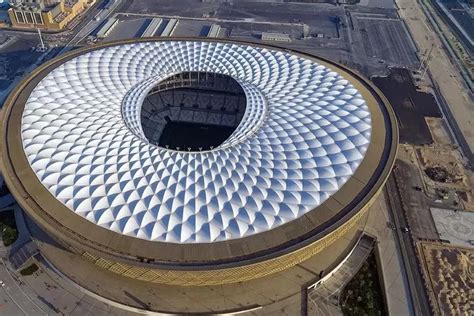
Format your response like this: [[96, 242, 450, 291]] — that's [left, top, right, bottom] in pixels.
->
[[24, 255, 143, 316], [307, 189, 416, 316], [430, 208, 474, 247], [364, 193, 413, 316], [0, 201, 145, 315], [0, 207, 47, 315], [307, 234, 376, 316]]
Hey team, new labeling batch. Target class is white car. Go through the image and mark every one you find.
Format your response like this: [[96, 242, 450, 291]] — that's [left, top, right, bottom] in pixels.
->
[[0, 280, 5, 287]]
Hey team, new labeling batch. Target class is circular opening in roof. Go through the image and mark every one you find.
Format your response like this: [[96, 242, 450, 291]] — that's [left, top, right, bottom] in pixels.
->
[[140, 71, 247, 152]]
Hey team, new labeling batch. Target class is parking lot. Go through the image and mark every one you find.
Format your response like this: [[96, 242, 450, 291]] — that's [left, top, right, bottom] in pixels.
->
[[348, 10, 419, 66], [355, 16, 419, 66], [75, 0, 424, 80]]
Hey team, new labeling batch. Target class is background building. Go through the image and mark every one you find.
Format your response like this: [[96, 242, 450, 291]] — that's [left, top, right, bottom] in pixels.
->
[[7, 0, 92, 30]]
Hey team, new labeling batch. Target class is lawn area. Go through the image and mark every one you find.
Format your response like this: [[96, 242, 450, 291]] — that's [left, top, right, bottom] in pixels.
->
[[340, 252, 386, 316], [0, 210, 18, 246], [20, 263, 39, 276]]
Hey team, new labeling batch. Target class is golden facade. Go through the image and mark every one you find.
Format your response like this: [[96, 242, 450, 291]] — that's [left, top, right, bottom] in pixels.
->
[[7, 0, 90, 30]]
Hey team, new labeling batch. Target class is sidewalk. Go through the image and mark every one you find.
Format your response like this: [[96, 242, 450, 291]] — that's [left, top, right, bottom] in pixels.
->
[[307, 234, 376, 316], [364, 193, 413, 316]]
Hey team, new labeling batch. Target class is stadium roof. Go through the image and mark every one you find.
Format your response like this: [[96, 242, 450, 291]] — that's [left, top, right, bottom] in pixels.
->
[[19, 40, 372, 244]]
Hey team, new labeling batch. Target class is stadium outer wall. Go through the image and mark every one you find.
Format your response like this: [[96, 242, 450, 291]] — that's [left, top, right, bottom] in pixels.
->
[[0, 37, 397, 308]]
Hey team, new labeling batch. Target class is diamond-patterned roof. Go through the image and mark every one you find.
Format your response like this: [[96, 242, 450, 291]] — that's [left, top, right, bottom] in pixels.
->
[[21, 40, 371, 243]]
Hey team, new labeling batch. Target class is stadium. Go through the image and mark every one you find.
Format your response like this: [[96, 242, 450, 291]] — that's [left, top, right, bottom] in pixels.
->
[[0, 38, 397, 314]]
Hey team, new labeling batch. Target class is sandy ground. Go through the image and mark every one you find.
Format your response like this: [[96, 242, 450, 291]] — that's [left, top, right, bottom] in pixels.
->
[[396, 0, 474, 153], [425, 117, 453, 145]]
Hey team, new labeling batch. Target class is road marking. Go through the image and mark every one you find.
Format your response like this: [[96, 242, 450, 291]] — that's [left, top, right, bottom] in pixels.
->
[[1, 286, 27, 315], [0, 258, 48, 315]]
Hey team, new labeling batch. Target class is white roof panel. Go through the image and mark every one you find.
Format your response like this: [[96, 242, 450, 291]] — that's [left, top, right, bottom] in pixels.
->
[[21, 40, 371, 244]]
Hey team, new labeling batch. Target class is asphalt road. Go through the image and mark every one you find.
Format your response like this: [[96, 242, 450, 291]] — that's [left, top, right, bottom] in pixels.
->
[[0, 248, 24, 315], [0, 0, 122, 104], [0, 257, 47, 315], [394, 158, 439, 240], [57, 0, 123, 56], [384, 173, 433, 316]]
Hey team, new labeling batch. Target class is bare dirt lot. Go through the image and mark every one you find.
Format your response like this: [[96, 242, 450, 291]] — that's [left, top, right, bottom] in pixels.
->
[[426, 117, 453, 145], [416, 145, 474, 210], [417, 146, 469, 189]]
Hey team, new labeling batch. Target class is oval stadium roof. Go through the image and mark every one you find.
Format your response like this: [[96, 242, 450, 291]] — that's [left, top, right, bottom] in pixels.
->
[[20, 40, 372, 243]]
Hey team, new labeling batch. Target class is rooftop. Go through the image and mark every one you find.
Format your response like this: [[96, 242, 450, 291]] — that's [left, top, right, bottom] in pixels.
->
[[20, 40, 371, 244]]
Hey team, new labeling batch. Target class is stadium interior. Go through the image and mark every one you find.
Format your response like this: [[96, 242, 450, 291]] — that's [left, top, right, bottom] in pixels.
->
[[140, 71, 247, 151]]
